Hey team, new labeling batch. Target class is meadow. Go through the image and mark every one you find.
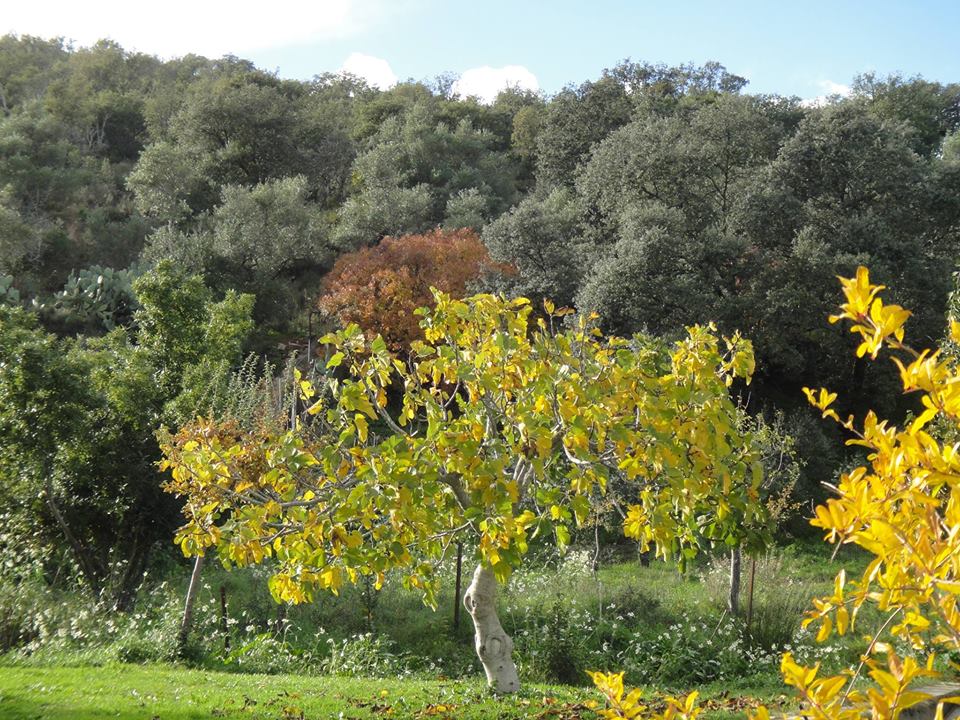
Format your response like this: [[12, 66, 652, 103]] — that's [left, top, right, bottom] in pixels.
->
[[0, 540, 866, 718]]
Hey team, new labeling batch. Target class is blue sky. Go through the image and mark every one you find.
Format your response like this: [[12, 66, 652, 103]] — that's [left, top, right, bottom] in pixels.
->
[[5, 1, 959, 101]]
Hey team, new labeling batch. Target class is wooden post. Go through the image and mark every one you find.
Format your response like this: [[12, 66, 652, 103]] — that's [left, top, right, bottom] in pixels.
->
[[453, 543, 463, 632], [289, 369, 298, 430], [592, 525, 600, 574], [275, 603, 287, 635], [219, 584, 230, 651], [745, 555, 757, 638]]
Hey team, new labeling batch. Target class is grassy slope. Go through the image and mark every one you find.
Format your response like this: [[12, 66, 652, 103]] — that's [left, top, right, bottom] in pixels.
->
[[0, 664, 789, 719]]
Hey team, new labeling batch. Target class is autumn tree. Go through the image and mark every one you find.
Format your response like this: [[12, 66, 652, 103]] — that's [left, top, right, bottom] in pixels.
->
[[161, 292, 768, 692], [318, 228, 511, 350]]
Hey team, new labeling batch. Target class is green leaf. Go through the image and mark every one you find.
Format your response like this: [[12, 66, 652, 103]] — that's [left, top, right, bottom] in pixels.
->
[[571, 495, 590, 526]]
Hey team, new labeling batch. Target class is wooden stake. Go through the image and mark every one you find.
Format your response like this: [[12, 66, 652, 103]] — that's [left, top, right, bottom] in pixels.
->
[[454, 542, 463, 632], [728, 547, 741, 616], [219, 584, 230, 651]]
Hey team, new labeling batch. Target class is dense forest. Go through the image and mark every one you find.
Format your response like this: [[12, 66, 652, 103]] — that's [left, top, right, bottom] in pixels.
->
[[1, 33, 960, 615]]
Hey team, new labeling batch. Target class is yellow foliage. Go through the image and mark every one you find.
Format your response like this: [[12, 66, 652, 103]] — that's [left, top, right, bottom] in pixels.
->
[[589, 671, 701, 720], [161, 291, 767, 626], [753, 267, 960, 719]]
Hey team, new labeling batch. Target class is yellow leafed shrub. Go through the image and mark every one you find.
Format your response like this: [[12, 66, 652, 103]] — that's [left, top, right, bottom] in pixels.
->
[[754, 267, 960, 718]]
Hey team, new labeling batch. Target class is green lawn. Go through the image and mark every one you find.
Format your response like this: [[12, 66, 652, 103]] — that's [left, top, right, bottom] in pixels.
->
[[0, 664, 785, 719], [0, 664, 593, 720]]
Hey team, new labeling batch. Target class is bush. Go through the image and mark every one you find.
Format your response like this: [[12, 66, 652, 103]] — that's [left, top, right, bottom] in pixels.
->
[[698, 550, 816, 645], [745, 582, 811, 653]]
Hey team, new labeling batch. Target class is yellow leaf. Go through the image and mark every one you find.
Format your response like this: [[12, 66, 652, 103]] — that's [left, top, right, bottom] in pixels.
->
[[354, 413, 369, 443]]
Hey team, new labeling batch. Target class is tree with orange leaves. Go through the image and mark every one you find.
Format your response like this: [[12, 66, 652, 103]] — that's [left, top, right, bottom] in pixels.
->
[[318, 228, 512, 350]]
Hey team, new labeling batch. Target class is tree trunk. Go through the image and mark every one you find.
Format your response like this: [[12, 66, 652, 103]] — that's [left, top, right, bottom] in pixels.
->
[[463, 564, 520, 693], [453, 543, 463, 632], [728, 547, 741, 616], [638, 546, 650, 567], [111, 530, 152, 612], [44, 476, 104, 598], [176, 555, 205, 657]]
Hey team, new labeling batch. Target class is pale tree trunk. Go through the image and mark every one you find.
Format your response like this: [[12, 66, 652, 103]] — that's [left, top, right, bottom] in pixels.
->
[[176, 555, 205, 656], [728, 547, 741, 616], [463, 564, 520, 693]]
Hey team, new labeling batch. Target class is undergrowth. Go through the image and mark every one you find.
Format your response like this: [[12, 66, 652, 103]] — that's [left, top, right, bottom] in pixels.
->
[[0, 540, 863, 687]]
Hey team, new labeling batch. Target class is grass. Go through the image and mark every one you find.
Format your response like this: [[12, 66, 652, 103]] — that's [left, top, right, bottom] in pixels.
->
[[0, 663, 790, 719], [0, 538, 867, 717]]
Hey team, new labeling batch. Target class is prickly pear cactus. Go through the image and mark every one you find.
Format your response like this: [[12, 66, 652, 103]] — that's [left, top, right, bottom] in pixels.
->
[[37, 265, 140, 331], [0, 275, 19, 306]]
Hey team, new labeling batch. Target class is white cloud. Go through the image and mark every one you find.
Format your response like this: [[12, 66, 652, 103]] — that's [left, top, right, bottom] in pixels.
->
[[2, 0, 379, 58], [801, 79, 852, 108], [452, 65, 539, 104], [339, 52, 397, 89], [819, 80, 852, 96]]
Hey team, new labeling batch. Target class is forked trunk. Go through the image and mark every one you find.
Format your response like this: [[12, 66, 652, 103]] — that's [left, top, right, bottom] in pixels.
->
[[463, 564, 520, 693]]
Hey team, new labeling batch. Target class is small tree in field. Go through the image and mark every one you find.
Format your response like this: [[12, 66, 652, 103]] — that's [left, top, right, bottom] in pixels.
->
[[318, 227, 512, 351], [161, 292, 768, 692]]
